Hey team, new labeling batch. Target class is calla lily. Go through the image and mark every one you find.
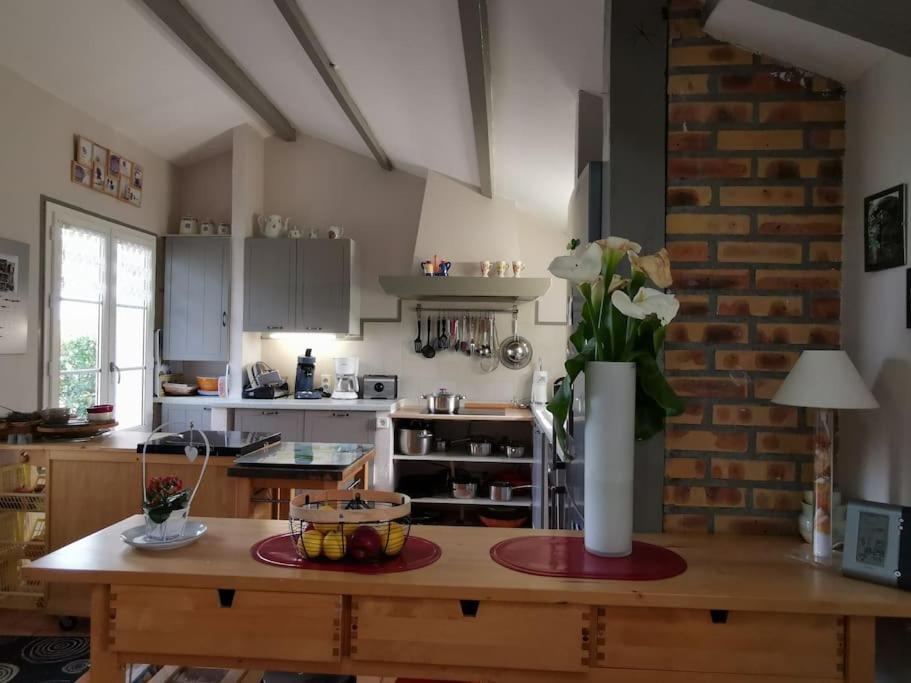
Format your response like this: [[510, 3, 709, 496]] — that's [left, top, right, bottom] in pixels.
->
[[611, 287, 680, 326], [596, 236, 642, 255], [630, 248, 673, 289], [607, 274, 629, 293], [548, 243, 603, 284]]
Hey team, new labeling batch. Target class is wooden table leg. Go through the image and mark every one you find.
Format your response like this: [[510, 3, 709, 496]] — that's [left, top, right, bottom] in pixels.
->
[[90, 584, 122, 681], [845, 615, 875, 683]]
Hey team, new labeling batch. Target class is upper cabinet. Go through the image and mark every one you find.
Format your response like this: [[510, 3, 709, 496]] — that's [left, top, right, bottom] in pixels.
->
[[244, 238, 359, 335], [163, 236, 230, 361]]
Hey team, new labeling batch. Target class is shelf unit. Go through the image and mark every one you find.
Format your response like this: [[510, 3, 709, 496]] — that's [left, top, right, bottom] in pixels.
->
[[392, 453, 533, 464], [410, 496, 532, 508], [0, 463, 46, 610]]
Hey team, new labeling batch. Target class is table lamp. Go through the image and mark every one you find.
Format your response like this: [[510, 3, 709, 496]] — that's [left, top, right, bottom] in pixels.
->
[[772, 350, 879, 562]]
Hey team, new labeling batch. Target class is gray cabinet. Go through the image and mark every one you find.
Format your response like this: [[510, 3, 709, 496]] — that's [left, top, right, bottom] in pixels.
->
[[304, 410, 375, 445], [244, 238, 358, 334], [243, 239, 296, 332], [234, 408, 305, 441], [163, 237, 230, 360], [160, 404, 212, 432]]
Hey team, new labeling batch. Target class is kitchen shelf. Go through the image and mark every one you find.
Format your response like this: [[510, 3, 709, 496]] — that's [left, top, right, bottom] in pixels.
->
[[393, 453, 533, 464], [410, 496, 532, 508], [379, 276, 550, 303]]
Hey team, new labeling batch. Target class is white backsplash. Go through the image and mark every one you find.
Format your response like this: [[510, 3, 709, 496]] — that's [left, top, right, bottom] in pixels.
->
[[259, 303, 568, 403]]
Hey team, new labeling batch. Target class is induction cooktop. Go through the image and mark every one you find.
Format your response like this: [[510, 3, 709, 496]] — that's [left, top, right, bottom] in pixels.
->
[[139, 430, 281, 456]]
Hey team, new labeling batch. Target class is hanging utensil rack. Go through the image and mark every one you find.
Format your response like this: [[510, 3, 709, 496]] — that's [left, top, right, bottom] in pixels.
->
[[414, 304, 518, 316]]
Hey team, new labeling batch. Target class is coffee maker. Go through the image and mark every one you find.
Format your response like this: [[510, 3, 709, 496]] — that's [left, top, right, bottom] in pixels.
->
[[331, 356, 359, 400], [294, 349, 323, 400]]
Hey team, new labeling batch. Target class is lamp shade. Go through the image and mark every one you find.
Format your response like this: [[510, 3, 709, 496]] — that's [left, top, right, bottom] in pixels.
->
[[771, 350, 879, 410]]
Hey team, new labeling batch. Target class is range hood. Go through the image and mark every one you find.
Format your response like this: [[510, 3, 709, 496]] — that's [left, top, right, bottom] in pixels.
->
[[379, 275, 550, 303]]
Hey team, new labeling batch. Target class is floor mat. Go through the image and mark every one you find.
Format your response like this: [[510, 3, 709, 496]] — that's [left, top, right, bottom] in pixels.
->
[[0, 635, 90, 681]]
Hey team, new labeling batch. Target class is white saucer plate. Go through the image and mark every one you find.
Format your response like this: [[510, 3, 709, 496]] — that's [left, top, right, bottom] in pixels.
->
[[121, 521, 208, 551]]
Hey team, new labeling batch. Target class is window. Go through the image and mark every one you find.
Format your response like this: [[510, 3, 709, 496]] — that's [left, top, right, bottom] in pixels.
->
[[44, 203, 156, 429]]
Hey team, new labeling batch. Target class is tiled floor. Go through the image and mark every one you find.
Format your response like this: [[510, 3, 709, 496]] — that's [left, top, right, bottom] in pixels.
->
[[0, 609, 88, 636]]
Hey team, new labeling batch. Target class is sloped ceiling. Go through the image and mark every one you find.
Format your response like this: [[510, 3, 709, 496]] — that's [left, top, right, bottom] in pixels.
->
[[0, 0, 604, 223]]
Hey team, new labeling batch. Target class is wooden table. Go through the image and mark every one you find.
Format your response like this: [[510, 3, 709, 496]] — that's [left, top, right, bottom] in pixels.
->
[[25, 517, 911, 683]]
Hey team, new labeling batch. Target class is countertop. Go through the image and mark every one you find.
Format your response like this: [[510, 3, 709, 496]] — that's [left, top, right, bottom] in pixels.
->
[[391, 403, 533, 422], [25, 515, 911, 617], [155, 396, 397, 412]]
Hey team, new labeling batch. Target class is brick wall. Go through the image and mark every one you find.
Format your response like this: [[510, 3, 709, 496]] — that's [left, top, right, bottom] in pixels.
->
[[663, 0, 845, 535]]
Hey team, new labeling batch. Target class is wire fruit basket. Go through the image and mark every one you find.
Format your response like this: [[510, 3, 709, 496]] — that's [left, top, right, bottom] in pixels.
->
[[289, 490, 412, 563]]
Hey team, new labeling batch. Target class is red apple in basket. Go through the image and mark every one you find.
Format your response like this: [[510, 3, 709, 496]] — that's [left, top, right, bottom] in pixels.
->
[[348, 525, 383, 561]]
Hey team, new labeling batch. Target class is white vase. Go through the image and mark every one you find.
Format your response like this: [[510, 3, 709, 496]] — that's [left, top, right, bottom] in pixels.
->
[[583, 360, 636, 557]]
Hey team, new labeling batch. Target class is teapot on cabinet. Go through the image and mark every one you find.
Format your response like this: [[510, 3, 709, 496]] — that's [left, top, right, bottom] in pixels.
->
[[257, 214, 290, 239]]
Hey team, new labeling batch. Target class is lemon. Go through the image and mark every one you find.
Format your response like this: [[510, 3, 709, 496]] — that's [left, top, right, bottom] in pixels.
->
[[314, 522, 340, 534], [384, 522, 406, 556], [322, 529, 347, 560], [298, 529, 323, 559]]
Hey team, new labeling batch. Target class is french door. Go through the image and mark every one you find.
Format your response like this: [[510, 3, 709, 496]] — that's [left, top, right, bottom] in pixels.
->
[[44, 203, 156, 429]]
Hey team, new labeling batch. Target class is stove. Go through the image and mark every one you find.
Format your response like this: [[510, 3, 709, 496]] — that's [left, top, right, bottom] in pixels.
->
[[139, 430, 281, 456]]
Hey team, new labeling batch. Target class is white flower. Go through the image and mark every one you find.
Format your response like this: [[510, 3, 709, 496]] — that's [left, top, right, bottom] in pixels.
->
[[596, 236, 642, 255], [548, 243, 603, 284], [630, 248, 673, 288], [611, 287, 680, 326], [607, 274, 629, 293]]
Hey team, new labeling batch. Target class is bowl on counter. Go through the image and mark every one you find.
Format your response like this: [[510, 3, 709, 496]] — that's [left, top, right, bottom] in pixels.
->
[[87, 404, 114, 422]]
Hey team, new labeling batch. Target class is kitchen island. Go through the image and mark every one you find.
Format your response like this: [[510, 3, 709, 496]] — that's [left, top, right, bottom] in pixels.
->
[[26, 516, 911, 683], [0, 434, 373, 617]]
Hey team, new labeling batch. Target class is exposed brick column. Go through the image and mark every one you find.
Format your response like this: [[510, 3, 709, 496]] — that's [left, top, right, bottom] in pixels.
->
[[663, 0, 844, 535]]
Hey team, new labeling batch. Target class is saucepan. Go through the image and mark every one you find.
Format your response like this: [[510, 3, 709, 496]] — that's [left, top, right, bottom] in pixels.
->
[[452, 481, 479, 499], [398, 427, 433, 456], [488, 482, 532, 502], [451, 436, 493, 456]]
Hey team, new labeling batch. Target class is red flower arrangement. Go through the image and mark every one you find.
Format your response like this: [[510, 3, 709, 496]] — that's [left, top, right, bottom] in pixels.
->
[[143, 475, 189, 523]]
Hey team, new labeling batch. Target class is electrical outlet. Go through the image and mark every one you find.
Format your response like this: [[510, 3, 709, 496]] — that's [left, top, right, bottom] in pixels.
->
[[375, 416, 390, 430]]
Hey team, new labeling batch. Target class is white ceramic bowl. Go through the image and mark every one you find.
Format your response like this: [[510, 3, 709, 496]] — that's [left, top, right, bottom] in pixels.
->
[[87, 411, 113, 423]]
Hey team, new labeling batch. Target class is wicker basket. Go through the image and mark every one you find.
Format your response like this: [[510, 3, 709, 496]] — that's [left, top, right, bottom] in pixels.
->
[[289, 490, 411, 563]]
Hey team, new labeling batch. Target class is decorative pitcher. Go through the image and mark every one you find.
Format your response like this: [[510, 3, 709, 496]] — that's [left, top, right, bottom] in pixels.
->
[[257, 214, 289, 238]]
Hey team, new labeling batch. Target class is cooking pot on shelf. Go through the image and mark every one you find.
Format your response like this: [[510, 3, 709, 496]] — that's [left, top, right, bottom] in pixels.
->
[[421, 388, 466, 414], [398, 427, 433, 456], [488, 482, 532, 502]]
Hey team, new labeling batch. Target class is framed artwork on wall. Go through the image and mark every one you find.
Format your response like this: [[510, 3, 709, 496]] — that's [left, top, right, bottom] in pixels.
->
[[864, 184, 906, 272], [70, 134, 142, 207]]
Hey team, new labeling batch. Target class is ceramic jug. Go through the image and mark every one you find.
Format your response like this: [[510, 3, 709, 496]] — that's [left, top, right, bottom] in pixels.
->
[[199, 218, 216, 236], [257, 214, 289, 238]]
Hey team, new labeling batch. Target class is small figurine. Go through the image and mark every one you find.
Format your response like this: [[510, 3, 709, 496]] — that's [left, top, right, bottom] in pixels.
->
[[436, 260, 452, 277]]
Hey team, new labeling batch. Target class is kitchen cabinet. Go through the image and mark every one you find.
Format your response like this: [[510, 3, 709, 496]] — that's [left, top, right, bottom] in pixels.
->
[[304, 410, 374, 444], [243, 238, 296, 333], [160, 404, 211, 432], [244, 238, 358, 334], [234, 408, 305, 441], [163, 236, 230, 361]]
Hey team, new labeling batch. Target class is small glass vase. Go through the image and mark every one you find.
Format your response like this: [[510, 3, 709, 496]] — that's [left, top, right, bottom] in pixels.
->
[[144, 507, 189, 542]]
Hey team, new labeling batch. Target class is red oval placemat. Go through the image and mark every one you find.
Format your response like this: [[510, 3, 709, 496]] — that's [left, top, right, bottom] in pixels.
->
[[490, 536, 686, 580], [252, 533, 442, 574]]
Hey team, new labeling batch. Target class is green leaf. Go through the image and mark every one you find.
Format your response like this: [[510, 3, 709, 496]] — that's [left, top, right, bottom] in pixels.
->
[[547, 347, 593, 450], [635, 388, 667, 441], [636, 353, 684, 415]]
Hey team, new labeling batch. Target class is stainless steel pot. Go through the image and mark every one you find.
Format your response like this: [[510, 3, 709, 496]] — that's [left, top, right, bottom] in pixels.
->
[[452, 481, 479, 499], [504, 443, 526, 459], [469, 439, 492, 456], [488, 482, 532, 502], [420, 388, 466, 414], [434, 437, 449, 452], [398, 428, 433, 455]]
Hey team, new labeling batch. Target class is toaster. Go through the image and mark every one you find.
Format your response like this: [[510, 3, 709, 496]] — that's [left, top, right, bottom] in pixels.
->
[[363, 374, 398, 399]]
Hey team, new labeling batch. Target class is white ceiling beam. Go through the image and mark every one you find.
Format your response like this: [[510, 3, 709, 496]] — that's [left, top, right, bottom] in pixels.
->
[[458, 0, 493, 198], [272, 0, 393, 171], [139, 0, 296, 142]]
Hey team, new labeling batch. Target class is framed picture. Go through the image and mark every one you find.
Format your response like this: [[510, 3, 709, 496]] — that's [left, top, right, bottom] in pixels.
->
[[128, 186, 142, 207], [71, 160, 91, 187], [76, 136, 93, 166], [120, 157, 132, 178], [108, 153, 121, 178], [104, 175, 118, 196], [92, 162, 105, 192], [119, 175, 132, 201], [864, 184, 906, 271], [132, 164, 143, 190], [91, 143, 108, 171]]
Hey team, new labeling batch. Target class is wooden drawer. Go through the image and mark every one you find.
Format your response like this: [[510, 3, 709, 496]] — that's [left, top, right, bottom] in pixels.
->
[[111, 586, 342, 662], [597, 607, 844, 678], [351, 596, 590, 672], [304, 410, 374, 444], [234, 409, 305, 441]]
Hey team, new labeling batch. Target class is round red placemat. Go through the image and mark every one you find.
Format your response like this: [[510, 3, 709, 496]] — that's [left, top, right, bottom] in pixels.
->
[[490, 536, 686, 580], [252, 533, 442, 574]]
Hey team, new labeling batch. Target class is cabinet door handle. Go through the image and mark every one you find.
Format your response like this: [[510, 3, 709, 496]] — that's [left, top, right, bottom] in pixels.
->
[[266, 325, 284, 330], [330, 412, 350, 418], [262, 410, 279, 416], [203, 407, 211, 412], [222, 311, 227, 327]]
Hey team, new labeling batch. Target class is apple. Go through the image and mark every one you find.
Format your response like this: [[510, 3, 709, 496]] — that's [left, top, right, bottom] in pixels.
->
[[348, 525, 383, 561]]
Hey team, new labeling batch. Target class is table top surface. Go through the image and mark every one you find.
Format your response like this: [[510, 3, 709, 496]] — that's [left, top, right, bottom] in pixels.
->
[[25, 516, 911, 617]]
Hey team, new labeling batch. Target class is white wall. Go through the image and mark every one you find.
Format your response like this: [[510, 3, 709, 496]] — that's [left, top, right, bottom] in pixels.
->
[[841, 53, 911, 505], [256, 142, 569, 403], [175, 150, 232, 227], [0, 65, 175, 411]]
